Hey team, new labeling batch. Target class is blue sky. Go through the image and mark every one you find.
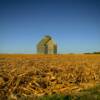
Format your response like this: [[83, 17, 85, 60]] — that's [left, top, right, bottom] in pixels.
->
[[0, 0, 100, 54]]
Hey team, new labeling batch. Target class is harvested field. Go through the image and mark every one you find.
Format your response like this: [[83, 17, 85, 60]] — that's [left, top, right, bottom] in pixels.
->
[[0, 54, 100, 100]]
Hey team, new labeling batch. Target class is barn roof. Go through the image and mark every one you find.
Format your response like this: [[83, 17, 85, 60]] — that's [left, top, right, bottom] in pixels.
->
[[37, 35, 52, 46], [46, 39, 57, 47]]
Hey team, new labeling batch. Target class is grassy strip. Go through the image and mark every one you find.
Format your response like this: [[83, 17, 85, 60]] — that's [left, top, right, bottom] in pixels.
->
[[38, 84, 100, 100]]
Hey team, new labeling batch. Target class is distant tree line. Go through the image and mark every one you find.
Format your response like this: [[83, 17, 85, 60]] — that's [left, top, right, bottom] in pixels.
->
[[84, 52, 100, 54], [93, 52, 100, 54]]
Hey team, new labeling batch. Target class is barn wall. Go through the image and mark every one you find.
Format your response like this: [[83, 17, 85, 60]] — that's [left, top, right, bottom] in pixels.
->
[[37, 46, 45, 54]]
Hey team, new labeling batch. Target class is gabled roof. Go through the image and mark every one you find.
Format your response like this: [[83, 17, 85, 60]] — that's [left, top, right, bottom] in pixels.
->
[[37, 35, 52, 46]]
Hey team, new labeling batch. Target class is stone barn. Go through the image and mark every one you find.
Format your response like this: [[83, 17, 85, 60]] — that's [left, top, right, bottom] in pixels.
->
[[37, 35, 57, 54]]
